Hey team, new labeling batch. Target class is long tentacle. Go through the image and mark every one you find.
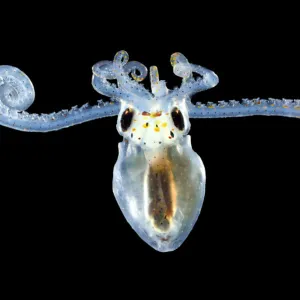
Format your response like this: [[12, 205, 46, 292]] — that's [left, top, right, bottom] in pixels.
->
[[0, 100, 120, 132], [0, 65, 120, 132], [188, 98, 300, 118]]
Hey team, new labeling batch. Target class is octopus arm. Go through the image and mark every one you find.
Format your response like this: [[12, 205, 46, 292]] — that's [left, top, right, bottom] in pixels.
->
[[188, 99, 300, 119], [0, 100, 120, 132], [0, 65, 120, 132]]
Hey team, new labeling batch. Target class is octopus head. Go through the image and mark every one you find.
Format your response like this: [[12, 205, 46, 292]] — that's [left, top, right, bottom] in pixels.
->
[[116, 95, 191, 150]]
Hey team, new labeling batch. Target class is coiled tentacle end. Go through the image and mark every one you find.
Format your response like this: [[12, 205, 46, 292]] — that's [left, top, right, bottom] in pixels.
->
[[0, 66, 35, 111]]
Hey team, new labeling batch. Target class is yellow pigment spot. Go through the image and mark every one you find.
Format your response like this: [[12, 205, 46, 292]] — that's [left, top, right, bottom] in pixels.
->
[[143, 123, 149, 128], [143, 116, 149, 120], [132, 128, 136, 132], [150, 111, 162, 118], [132, 73, 143, 82], [294, 106, 300, 110], [170, 53, 180, 66], [162, 122, 167, 128], [154, 127, 160, 132], [282, 105, 289, 108], [207, 105, 215, 109]]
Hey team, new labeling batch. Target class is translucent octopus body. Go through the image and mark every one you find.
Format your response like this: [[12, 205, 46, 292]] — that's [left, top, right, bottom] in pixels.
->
[[1, 51, 299, 252]]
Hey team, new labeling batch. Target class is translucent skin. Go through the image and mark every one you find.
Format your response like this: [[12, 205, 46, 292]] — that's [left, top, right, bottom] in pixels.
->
[[0, 51, 299, 252], [114, 94, 200, 251], [113, 135, 206, 252]]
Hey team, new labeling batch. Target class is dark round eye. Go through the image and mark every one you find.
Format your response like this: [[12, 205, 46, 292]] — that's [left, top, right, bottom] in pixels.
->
[[171, 107, 184, 130], [121, 108, 134, 132]]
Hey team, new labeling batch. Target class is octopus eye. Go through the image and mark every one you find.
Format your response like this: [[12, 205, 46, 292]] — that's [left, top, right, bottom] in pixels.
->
[[171, 107, 184, 130], [121, 108, 134, 131]]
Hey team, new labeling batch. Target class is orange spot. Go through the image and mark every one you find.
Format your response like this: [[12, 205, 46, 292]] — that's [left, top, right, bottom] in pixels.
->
[[142, 111, 150, 116], [165, 113, 169, 115], [150, 111, 162, 118], [168, 136, 172, 139]]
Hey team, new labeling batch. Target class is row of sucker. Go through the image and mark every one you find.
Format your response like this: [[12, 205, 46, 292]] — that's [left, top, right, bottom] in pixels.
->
[[189, 98, 300, 118]]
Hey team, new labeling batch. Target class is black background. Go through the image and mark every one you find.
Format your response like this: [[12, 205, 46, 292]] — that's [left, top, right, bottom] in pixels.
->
[[1, 3, 299, 291]]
